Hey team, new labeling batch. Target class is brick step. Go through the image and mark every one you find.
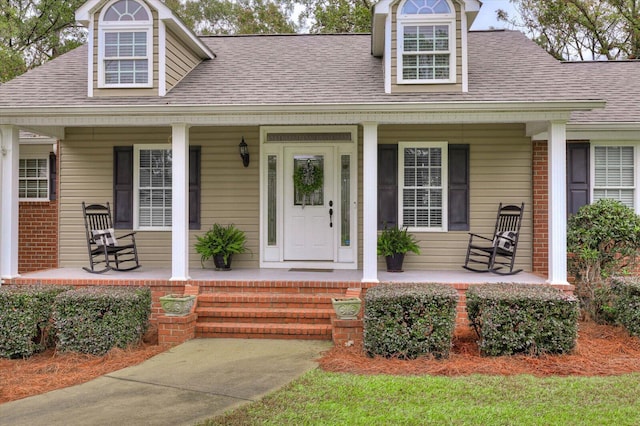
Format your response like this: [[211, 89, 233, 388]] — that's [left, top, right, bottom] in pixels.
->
[[195, 282, 355, 296], [196, 306, 334, 324], [197, 292, 342, 309], [195, 322, 332, 340]]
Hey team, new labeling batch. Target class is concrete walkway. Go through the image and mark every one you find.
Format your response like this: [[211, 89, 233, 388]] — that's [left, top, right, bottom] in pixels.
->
[[0, 339, 331, 426]]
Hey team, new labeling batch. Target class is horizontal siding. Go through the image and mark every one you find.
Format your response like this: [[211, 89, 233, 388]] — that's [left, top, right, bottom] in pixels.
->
[[165, 27, 201, 91], [59, 126, 260, 269], [369, 123, 533, 272]]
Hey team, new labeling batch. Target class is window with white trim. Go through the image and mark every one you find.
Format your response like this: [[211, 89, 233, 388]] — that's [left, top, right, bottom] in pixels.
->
[[593, 145, 635, 209], [399, 142, 448, 231], [19, 158, 49, 200], [397, 0, 456, 84], [99, 0, 152, 88], [135, 146, 172, 229]]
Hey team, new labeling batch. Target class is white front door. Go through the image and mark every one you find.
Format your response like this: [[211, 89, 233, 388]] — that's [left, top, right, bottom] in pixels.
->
[[283, 146, 335, 261]]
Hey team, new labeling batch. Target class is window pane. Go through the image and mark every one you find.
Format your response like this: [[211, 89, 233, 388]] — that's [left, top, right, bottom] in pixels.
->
[[593, 146, 635, 209], [138, 148, 172, 227], [267, 155, 277, 245], [341, 155, 351, 246], [19, 157, 48, 199], [402, 145, 444, 229]]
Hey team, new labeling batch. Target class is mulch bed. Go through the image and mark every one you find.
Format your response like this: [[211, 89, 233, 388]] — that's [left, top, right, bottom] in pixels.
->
[[319, 321, 640, 377], [2, 321, 640, 405]]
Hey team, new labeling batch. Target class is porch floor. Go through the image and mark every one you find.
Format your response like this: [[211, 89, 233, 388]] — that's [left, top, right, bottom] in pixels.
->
[[15, 267, 548, 284]]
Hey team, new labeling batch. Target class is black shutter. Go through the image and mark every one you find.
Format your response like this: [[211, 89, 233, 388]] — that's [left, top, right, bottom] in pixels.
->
[[113, 146, 134, 229], [189, 146, 201, 230], [378, 144, 398, 229], [49, 151, 57, 201], [448, 144, 470, 231], [567, 142, 590, 216]]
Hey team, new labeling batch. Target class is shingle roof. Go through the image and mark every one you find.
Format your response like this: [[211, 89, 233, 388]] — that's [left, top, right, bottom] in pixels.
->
[[0, 29, 635, 124], [563, 61, 640, 124]]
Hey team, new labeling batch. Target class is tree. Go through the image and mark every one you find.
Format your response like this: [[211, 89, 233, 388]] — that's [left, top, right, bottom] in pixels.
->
[[291, 0, 373, 33], [176, 0, 297, 35], [0, 0, 86, 82], [498, 0, 640, 60]]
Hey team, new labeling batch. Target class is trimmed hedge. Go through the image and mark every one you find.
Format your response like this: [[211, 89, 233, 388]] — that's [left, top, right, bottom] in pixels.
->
[[54, 286, 151, 355], [0, 285, 72, 358], [610, 277, 640, 337], [467, 283, 579, 356], [363, 283, 458, 359]]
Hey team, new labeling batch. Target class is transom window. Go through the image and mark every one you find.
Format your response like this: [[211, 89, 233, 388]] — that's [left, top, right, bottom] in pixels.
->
[[19, 158, 49, 200], [135, 146, 172, 229], [593, 145, 635, 209], [399, 142, 448, 231], [397, 0, 456, 84], [99, 0, 152, 88]]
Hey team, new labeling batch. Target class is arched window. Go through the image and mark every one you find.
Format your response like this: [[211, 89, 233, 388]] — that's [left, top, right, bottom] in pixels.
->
[[397, 0, 456, 84], [98, 0, 153, 87]]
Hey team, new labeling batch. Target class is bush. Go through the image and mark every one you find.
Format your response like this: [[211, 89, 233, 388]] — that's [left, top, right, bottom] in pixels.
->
[[0, 285, 71, 358], [363, 283, 458, 359], [609, 277, 640, 337], [567, 199, 640, 320], [54, 286, 151, 355], [466, 284, 579, 356]]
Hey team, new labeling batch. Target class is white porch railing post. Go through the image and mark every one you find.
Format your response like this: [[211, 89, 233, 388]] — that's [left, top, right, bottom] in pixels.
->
[[362, 122, 379, 283], [0, 125, 20, 281], [547, 120, 569, 285], [170, 123, 191, 281]]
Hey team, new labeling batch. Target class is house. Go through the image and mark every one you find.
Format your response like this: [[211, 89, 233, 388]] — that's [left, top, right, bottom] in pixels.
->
[[0, 0, 638, 289]]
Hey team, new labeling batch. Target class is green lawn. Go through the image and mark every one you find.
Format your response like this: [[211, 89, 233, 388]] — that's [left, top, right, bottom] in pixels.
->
[[202, 369, 640, 425]]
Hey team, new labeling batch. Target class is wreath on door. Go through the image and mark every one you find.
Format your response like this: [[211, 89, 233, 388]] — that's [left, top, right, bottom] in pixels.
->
[[294, 160, 323, 197]]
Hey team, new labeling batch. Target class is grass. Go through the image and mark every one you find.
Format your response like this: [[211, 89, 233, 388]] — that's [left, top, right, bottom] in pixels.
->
[[201, 369, 640, 425]]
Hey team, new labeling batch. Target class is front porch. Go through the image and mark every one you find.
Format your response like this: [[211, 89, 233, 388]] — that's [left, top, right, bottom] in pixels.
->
[[6, 267, 563, 346]]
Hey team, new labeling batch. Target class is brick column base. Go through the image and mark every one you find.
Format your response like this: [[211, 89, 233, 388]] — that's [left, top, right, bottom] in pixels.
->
[[158, 313, 197, 347], [332, 318, 363, 347]]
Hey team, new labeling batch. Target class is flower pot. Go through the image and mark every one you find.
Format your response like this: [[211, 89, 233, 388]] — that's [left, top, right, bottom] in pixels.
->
[[213, 254, 232, 271], [385, 253, 405, 272], [331, 297, 362, 320], [159, 294, 196, 316]]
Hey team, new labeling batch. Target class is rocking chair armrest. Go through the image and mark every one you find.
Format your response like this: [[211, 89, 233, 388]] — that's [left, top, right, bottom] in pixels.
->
[[467, 233, 493, 243], [116, 231, 137, 240]]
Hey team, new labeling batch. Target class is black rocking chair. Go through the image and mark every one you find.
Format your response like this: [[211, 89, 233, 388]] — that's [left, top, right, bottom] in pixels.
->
[[463, 203, 524, 275], [82, 202, 141, 274]]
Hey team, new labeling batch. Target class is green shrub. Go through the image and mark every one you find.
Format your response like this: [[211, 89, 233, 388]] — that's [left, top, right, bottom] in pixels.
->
[[567, 199, 640, 320], [467, 284, 579, 356], [363, 283, 458, 359], [609, 277, 640, 337], [54, 286, 151, 355], [0, 285, 71, 358]]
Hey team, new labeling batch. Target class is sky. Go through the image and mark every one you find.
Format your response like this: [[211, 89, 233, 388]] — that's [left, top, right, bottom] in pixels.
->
[[469, 0, 518, 30]]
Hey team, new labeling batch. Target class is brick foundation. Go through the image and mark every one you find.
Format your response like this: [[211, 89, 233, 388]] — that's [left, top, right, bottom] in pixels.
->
[[18, 201, 58, 273]]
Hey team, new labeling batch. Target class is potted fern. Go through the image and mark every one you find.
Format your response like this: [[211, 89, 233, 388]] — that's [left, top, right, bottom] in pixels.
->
[[195, 223, 248, 271], [377, 224, 421, 272]]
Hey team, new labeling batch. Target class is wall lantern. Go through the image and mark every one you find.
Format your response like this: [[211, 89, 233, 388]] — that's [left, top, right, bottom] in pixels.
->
[[239, 137, 250, 167]]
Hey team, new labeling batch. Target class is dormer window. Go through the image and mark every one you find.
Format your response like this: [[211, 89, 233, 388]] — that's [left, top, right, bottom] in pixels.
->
[[98, 0, 153, 88], [397, 0, 456, 84]]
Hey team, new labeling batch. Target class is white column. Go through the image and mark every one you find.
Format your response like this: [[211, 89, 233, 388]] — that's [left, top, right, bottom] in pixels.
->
[[0, 125, 20, 280], [170, 123, 191, 281], [547, 120, 569, 285], [362, 122, 379, 283]]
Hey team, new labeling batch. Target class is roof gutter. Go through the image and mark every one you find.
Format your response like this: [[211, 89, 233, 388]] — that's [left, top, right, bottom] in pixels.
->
[[0, 100, 606, 118]]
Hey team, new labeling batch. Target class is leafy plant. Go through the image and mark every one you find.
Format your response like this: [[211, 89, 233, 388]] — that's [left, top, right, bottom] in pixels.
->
[[376, 224, 420, 257], [567, 199, 640, 320], [364, 283, 458, 359], [195, 223, 248, 266]]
